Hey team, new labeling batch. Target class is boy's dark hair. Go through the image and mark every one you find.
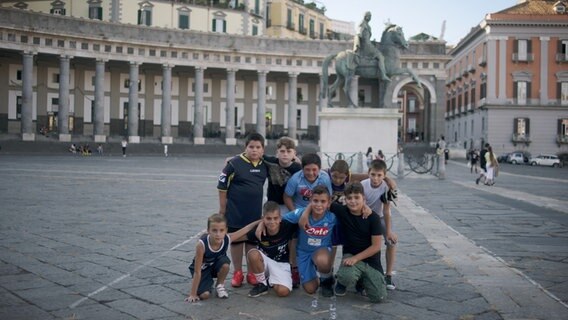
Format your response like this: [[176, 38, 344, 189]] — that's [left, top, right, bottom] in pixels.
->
[[262, 201, 281, 216], [301, 153, 321, 168], [276, 137, 296, 150], [368, 159, 387, 173], [245, 132, 265, 147], [207, 213, 227, 230], [330, 159, 349, 175], [312, 185, 330, 197], [344, 182, 365, 197]]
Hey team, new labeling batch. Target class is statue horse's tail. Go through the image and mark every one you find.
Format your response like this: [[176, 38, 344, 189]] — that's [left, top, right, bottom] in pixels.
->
[[321, 53, 336, 99]]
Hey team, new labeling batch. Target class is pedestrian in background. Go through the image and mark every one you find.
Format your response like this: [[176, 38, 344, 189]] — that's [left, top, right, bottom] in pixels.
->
[[121, 138, 128, 157]]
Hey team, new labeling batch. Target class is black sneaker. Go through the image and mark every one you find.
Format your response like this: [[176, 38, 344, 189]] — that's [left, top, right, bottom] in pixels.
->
[[385, 275, 396, 290], [248, 283, 269, 297], [334, 282, 347, 296], [320, 277, 335, 298]]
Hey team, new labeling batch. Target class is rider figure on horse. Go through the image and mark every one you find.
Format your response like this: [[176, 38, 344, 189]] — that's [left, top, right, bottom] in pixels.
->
[[353, 11, 391, 82]]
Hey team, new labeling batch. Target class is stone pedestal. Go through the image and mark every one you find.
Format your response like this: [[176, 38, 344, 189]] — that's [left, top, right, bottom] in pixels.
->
[[94, 135, 106, 143], [59, 134, 72, 142], [22, 133, 35, 141], [319, 107, 401, 157], [194, 137, 205, 145], [161, 136, 173, 144], [225, 138, 237, 146], [128, 136, 140, 144]]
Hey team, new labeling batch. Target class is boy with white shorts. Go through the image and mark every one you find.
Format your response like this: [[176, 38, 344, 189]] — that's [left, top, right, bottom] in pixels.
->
[[246, 201, 298, 297]]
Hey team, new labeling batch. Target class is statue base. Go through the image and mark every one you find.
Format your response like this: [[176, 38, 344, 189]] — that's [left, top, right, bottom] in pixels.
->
[[319, 107, 401, 160]]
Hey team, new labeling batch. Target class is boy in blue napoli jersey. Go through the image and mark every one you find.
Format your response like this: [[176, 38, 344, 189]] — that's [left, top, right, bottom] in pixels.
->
[[283, 153, 332, 210], [218, 133, 268, 288], [282, 185, 336, 297]]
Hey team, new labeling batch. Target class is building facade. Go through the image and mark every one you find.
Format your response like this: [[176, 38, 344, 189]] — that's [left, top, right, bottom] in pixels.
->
[[445, 0, 568, 155], [0, 2, 447, 146]]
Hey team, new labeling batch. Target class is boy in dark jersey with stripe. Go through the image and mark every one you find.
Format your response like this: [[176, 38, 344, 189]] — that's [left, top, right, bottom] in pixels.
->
[[185, 214, 260, 302], [246, 201, 299, 297], [218, 133, 268, 288]]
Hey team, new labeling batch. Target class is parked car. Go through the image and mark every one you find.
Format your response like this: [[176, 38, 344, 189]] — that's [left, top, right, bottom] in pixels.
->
[[497, 153, 510, 163], [529, 154, 561, 167], [507, 151, 530, 165]]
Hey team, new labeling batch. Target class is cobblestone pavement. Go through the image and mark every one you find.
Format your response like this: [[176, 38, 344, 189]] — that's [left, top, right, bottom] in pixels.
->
[[0, 154, 566, 319]]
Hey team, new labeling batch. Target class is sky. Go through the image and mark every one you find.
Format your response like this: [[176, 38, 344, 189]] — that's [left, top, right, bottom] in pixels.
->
[[319, 0, 518, 45]]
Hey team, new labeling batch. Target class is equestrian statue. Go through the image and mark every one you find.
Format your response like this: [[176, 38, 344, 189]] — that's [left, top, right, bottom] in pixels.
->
[[321, 11, 422, 108]]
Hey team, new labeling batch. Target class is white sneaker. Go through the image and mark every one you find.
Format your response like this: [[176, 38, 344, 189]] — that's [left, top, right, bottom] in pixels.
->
[[216, 284, 229, 299]]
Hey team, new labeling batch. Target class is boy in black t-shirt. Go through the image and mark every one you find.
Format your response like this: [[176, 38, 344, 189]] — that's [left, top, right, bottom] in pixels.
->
[[246, 201, 298, 297], [331, 182, 387, 303], [218, 133, 268, 288]]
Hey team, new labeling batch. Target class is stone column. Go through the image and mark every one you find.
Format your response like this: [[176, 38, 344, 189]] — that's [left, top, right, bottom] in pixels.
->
[[225, 68, 237, 145], [256, 70, 267, 137], [94, 59, 106, 142], [128, 61, 140, 143], [318, 73, 327, 112], [21, 52, 34, 141], [349, 75, 359, 108], [193, 66, 206, 144], [161, 64, 173, 144], [58, 55, 71, 141], [287, 72, 298, 140]]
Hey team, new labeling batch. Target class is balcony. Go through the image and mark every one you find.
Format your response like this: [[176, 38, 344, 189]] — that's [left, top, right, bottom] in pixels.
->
[[512, 133, 531, 146], [462, 69, 469, 77], [478, 56, 487, 66], [310, 32, 319, 39], [299, 27, 307, 35], [512, 52, 534, 63], [556, 53, 568, 63], [286, 22, 295, 31], [468, 64, 475, 73]]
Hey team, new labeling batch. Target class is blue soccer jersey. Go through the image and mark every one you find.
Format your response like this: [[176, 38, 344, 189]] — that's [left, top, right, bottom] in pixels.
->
[[283, 208, 336, 253], [284, 171, 332, 209]]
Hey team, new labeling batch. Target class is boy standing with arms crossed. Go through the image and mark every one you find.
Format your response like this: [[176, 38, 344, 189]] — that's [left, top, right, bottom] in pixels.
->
[[361, 159, 398, 290], [218, 133, 268, 287]]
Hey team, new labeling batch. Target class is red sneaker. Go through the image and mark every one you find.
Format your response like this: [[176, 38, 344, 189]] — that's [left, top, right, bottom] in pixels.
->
[[246, 272, 258, 285], [231, 270, 244, 288], [291, 267, 300, 288]]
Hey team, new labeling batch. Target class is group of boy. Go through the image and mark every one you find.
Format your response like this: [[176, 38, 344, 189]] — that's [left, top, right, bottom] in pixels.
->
[[185, 133, 399, 304]]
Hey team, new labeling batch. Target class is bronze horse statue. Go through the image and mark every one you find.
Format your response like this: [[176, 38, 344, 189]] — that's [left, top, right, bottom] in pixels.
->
[[321, 24, 422, 108]]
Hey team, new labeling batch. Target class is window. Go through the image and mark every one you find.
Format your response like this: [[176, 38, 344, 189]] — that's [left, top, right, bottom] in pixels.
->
[[297, 88, 303, 103], [16, 96, 22, 119], [560, 82, 568, 105], [52, 98, 59, 112], [252, 25, 258, 36], [298, 14, 305, 34], [558, 40, 568, 62], [53, 73, 60, 84], [319, 23, 324, 40], [16, 70, 22, 81], [212, 18, 226, 33], [480, 82, 486, 100], [179, 12, 190, 29], [296, 109, 302, 129], [408, 98, 416, 112], [471, 119, 474, 135], [254, 0, 260, 15], [559, 119, 568, 140], [138, 3, 153, 26], [192, 83, 209, 93], [124, 79, 142, 91], [514, 81, 531, 105], [309, 19, 315, 38], [287, 9, 293, 29], [50, 8, 66, 15], [513, 117, 530, 137], [88, 0, 103, 20], [433, 62, 439, 69], [514, 39, 532, 62]]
